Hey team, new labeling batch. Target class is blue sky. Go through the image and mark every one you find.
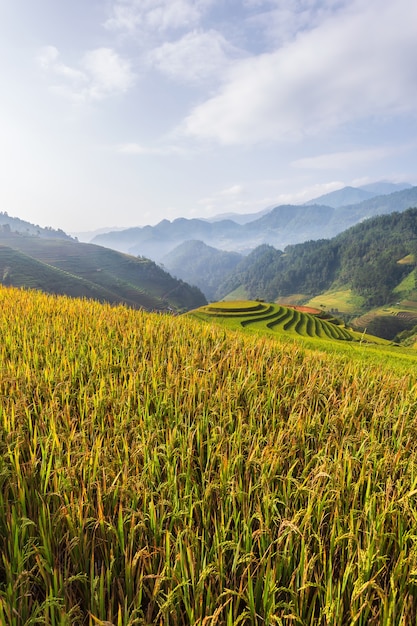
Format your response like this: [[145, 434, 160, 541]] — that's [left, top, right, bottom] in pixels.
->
[[1, 0, 417, 233]]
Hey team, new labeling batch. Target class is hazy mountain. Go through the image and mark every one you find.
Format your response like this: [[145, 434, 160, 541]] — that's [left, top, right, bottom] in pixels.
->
[[71, 226, 127, 243], [303, 182, 413, 208], [0, 233, 206, 311], [161, 240, 243, 300], [206, 206, 273, 224], [359, 181, 413, 195], [303, 186, 376, 208], [93, 218, 248, 261], [204, 182, 413, 223], [0, 211, 71, 240], [93, 187, 417, 260], [242, 204, 335, 247]]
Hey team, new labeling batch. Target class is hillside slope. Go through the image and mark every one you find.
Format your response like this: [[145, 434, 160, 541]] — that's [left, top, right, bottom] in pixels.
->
[[218, 207, 417, 311], [0, 234, 206, 311]]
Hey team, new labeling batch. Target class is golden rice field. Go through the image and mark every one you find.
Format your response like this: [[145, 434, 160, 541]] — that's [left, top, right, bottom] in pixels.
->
[[1, 285, 417, 625]]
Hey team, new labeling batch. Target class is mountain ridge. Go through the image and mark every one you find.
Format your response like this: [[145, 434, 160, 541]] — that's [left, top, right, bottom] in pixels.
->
[[92, 186, 417, 261], [0, 211, 72, 240], [303, 181, 412, 208]]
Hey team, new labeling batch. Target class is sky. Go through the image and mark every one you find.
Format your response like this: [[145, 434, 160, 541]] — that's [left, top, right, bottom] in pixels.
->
[[1, 0, 417, 234]]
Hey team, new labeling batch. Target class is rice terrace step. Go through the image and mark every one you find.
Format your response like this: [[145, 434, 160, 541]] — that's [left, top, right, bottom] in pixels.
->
[[191, 300, 388, 344]]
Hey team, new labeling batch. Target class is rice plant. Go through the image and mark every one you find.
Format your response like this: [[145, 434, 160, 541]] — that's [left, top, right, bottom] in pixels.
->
[[0, 286, 417, 624]]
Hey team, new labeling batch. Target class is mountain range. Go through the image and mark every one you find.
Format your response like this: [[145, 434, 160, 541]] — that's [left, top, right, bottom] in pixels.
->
[[303, 181, 412, 208], [92, 185, 417, 262]]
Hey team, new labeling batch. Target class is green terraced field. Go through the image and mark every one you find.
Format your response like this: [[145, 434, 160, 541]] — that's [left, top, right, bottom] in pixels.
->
[[192, 300, 387, 344]]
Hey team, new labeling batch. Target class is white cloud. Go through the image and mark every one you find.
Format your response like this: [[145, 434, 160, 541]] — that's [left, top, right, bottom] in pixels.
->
[[148, 29, 242, 83], [182, 0, 417, 144], [37, 46, 87, 83], [83, 48, 134, 98], [105, 0, 213, 33], [289, 181, 346, 204], [260, 182, 346, 205], [37, 46, 135, 102]]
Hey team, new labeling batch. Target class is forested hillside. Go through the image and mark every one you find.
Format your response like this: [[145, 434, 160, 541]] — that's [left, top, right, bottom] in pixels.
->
[[218, 208, 417, 307]]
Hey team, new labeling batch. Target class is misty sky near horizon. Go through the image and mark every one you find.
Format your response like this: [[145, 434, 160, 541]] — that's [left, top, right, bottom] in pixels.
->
[[1, 0, 417, 234]]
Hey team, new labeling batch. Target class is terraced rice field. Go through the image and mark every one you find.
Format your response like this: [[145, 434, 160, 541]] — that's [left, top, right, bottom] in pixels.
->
[[198, 301, 356, 342]]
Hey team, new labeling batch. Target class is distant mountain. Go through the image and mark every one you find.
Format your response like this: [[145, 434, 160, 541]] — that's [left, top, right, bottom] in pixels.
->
[[304, 182, 413, 208], [207, 182, 413, 223], [0, 233, 206, 312], [206, 206, 273, 225], [242, 204, 335, 246], [359, 181, 413, 195], [303, 186, 376, 208], [161, 240, 243, 300], [93, 187, 417, 260], [71, 226, 127, 243], [93, 218, 248, 261]]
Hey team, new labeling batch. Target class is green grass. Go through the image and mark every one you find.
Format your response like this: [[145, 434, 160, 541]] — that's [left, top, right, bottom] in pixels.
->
[[393, 269, 416, 294], [267, 307, 292, 329], [303, 289, 365, 314]]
